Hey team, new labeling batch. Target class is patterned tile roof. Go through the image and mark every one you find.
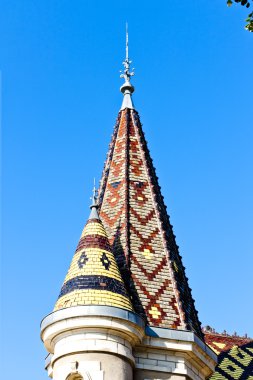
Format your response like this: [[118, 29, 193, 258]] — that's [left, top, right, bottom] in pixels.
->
[[204, 331, 253, 379], [54, 209, 133, 312], [98, 107, 203, 337], [204, 331, 253, 355]]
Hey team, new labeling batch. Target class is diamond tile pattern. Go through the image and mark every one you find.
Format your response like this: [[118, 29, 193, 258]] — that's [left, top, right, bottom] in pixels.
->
[[99, 108, 202, 336]]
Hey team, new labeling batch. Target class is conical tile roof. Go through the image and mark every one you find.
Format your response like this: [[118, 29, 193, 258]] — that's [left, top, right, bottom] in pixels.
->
[[54, 201, 133, 312], [98, 107, 203, 337]]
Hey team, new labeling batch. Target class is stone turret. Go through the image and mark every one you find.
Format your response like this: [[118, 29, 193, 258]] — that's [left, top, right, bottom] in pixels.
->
[[41, 193, 145, 380], [41, 30, 217, 380]]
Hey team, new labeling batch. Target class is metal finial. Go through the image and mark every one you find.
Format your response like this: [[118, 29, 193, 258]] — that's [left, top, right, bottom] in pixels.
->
[[89, 179, 99, 220], [90, 178, 97, 207], [120, 24, 135, 110], [120, 23, 134, 89], [126, 23, 129, 61]]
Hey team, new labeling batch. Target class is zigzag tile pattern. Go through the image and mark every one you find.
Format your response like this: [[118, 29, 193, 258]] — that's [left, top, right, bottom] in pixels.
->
[[128, 116, 182, 328], [99, 108, 202, 336], [99, 111, 128, 261]]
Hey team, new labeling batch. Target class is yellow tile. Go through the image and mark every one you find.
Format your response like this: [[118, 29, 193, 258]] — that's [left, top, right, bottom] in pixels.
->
[[213, 342, 226, 350], [142, 248, 153, 260], [149, 306, 161, 319], [54, 289, 132, 312]]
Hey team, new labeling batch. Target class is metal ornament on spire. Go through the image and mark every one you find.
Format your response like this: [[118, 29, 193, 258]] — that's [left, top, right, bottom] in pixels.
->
[[89, 179, 99, 220], [126, 22, 129, 60], [120, 24, 134, 85], [120, 24, 135, 110], [90, 178, 97, 205]]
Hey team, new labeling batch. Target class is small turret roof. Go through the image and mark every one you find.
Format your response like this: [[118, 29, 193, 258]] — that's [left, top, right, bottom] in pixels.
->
[[54, 194, 133, 312]]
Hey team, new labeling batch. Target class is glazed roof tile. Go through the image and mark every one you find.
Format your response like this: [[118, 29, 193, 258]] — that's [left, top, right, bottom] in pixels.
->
[[98, 107, 203, 337], [204, 331, 253, 355], [204, 332, 253, 379], [54, 211, 133, 312]]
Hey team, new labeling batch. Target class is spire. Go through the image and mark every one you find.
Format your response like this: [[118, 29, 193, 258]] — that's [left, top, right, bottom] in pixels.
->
[[98, 108, 203, 338], [54, 193, 133, 312], [120, 23, 135, 110], [88, 179, 99, 220]]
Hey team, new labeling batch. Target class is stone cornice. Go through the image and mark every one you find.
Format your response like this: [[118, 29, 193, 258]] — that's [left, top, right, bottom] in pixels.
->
[[41, 305, 145, 354], [136, 326, 217, 378]]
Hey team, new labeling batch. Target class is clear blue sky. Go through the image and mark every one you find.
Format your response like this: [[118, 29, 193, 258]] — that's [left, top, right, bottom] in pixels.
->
[[1, 1, 253, 378]]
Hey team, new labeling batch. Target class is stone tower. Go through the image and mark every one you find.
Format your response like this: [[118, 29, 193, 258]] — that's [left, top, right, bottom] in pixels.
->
[[41, 33, 217, 380]]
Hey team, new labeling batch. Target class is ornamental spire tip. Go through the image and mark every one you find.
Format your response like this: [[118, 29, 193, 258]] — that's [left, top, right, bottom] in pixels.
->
[[120, 23, 135, 110], [89, 179, 99, 220]]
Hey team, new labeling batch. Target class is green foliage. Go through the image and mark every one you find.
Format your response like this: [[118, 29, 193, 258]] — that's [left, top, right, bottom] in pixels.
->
[[227, 0, 253, 31]]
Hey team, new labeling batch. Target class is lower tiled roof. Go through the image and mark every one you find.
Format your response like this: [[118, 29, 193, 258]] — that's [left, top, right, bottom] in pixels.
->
[[204, 331, 253, 379]]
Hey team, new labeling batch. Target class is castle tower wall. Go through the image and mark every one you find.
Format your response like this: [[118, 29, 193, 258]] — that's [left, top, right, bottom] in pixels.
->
[[41, 306, 145, 380]]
